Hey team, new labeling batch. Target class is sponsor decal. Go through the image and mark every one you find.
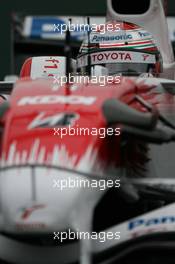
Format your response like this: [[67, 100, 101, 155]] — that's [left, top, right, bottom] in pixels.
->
[[128, 216, 175, 231], [30, 56, 67, 79], [23, 16, 86, 40], [43, 58, 60, 77], [16, 223, 46, 230], [18, 95, 97, 106], [77, 51, 156, 67], [91, 34, 133, 43], [20, 204, 46, 220], [142, 54, 150, 61], [138, 31, 151, 38], [91, 52, 132, 62], [28, 112, 79, 129]]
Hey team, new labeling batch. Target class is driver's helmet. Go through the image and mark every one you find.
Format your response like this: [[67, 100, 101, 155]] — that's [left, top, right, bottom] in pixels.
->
[[77, 21, 163, 77]]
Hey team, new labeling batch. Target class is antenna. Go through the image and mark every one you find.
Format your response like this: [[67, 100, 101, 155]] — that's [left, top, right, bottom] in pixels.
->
[[64, 18, 72, 95], [87, 17, 91, 77]]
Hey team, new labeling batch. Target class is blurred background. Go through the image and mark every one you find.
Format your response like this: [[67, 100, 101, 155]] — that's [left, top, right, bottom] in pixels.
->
[[0, 0, 175, 79]]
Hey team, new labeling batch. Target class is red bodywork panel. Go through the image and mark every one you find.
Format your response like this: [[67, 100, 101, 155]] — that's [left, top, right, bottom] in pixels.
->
[[0, 77, 166, 173]]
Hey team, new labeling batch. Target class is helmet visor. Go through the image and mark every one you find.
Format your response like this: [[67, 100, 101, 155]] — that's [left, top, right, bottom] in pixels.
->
[[106, 62, 156, 76]]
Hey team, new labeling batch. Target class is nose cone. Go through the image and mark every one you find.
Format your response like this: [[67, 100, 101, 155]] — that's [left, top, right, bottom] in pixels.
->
[[0, 167, 103, 234]]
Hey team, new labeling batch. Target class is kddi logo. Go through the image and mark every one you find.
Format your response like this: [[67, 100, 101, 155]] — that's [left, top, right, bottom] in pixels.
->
[[18, 95, 97, 106]]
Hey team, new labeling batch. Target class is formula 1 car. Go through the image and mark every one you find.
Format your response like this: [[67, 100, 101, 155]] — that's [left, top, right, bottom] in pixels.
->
[[0, 58, 175, 264], [0, 0, 175, 264]]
